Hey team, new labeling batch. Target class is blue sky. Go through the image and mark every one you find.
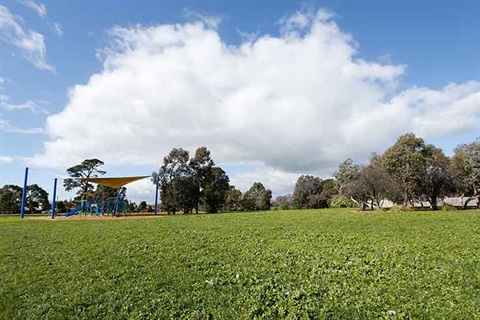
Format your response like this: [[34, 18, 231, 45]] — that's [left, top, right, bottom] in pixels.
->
[[1, 0, 479, 203]]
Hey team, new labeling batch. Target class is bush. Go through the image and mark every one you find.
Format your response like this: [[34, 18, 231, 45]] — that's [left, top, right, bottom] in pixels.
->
[[328, 196, 356, 208], [442, 204, 458, 211], [389, 205, 411, 212]]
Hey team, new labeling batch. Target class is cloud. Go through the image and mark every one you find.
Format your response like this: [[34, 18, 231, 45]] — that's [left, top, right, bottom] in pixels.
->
[[230, 165, 301, 196], [394, 82, 480, 137], [125, 169, 297, 203], [126, 178, 156, 204], [19, 0, 47, 18], [183, 9, 222, 29], [0, 119, 43, 134], [18, 1, 63, 37], [278, 7, 317, 34], [0, 95, 49, 114], [0, 5, 54, 71], [0, 155, 14, 164], [53, 22, 62, 36], [29, 10, 479, 194]]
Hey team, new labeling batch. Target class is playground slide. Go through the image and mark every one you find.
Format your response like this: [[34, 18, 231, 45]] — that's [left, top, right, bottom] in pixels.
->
[[62, 206, 84, 218]]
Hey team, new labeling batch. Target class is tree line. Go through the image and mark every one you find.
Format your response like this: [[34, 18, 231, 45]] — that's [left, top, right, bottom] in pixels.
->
[[274, 133, 479, 211], [0, 184, 50, 214], [0, 150, 274, 214], [0, 159, 134, 214], [0, 133, 477, 214], [152, 147, 272, 214]]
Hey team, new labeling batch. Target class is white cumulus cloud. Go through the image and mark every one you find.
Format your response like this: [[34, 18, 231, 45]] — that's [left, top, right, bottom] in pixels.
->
[[126, 178, 156, 205], [0, 5, 54, 71], [28, 10, 479, 195], [230, 165, 301, 196], [394, 82, 480, 137]]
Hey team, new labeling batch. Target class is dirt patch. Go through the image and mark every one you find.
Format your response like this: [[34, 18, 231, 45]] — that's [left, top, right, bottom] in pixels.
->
[[30, 214, 167, 221]]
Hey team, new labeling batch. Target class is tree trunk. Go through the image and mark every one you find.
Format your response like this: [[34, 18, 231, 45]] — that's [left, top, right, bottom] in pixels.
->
[[474, 184, 479, 208], [361, 202, 367, 211], [350, 197, 363, 211], [430, 197, 438, 210], [403, 185, 409, 207], [194, 191, 200, 214], [463, 196, 473, 209], [376, 198, 382, 209]]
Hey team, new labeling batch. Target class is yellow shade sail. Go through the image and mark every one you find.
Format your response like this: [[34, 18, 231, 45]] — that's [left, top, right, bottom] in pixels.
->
[[80, 176, 150, 189]]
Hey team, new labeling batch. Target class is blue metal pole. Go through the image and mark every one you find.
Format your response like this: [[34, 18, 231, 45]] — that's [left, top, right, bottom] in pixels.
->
[[20, 167, 29, 219], [154, 173, 159, 215], [51, 178, 57, 219]]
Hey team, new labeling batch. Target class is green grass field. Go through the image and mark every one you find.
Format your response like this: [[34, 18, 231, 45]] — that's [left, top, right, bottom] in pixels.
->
[[1, 209, 479, 319]]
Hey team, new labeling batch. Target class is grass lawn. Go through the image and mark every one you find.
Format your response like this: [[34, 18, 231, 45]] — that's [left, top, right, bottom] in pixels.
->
[[1, 209, 479, 319]]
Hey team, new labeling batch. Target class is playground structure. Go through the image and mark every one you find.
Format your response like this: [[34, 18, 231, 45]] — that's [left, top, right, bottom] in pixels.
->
[[20, 167, 158, 219], [60, 177, 148, 218], [61, 193, 130, 218], [62, 192, 100, 217]]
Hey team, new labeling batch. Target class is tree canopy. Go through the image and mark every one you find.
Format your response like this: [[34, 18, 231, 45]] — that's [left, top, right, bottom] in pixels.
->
[[334, 158, 360, 197], [0, 184, 49, 214], [0, 185, 23, 214], [242, 182, 272, 211], [25, 184, 50, 214], [156, 147, 232, 214], [343, 157, 401, 210], [382, 133, 435, 206], [293, 175, 326, 209], [450, 140, 480, 208], [329, 133, 473, 210], [64, 159, 106, 196]]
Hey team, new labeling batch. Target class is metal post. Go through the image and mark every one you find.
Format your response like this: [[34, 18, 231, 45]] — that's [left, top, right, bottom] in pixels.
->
[[154, 173, 159, 215], [51, 178, 57, 219], [20, 167, 29, 219]]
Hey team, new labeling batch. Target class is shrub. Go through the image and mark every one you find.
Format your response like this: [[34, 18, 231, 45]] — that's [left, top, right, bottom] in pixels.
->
[[389, 205, 411, 212], [328, 196, 356, 208], [442, 204, 457, 211]]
